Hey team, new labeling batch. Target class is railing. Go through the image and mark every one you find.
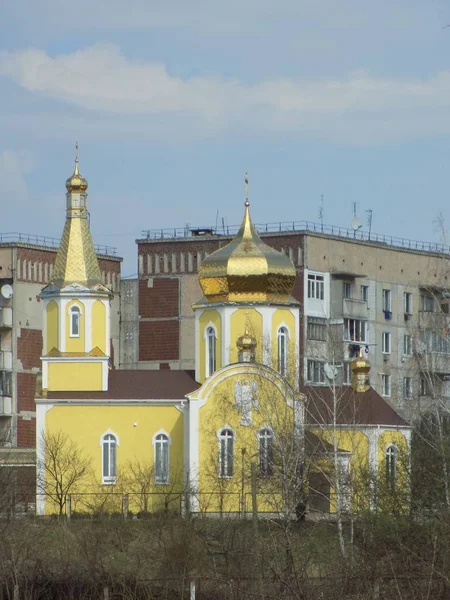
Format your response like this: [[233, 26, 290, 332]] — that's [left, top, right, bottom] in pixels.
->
[[0, 232, 118, 256], [140, 220, 450, 255]]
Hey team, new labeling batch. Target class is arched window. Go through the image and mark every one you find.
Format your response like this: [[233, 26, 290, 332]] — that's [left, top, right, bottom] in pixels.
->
[[70, 306, 81, 337], [277, 327, 288, 376], [385, 445, 397, 491], [219, 429, 234, 477], [206, 326, 217, 377], [102, 433, 117, 484], [259, 428, 274, 476], [154, 433, 170, 484]]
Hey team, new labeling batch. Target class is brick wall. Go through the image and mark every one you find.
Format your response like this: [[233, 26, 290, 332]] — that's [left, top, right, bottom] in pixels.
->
[[139, 320, 179, 361], [17, 418, 36, 448], [17, 329, 42, 370], [139, 278, 179, 319], [17, 373, 37, 412]]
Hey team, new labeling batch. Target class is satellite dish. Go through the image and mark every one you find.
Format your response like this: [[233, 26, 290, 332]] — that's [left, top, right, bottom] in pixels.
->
[[1, 284, 13, 299], [324, 363, 338, 380], [351, 217, 362, 231]]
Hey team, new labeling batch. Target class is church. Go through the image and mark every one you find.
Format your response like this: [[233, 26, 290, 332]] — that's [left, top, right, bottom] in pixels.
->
[[36, 159, 411, 517]]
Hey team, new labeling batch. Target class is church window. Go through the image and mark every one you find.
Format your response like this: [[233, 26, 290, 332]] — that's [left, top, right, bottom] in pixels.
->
[[154, 432, 170, 484], [277, 326, 288, 376], [259, 428, 274, 476], [385, 445, 397, 491], [70, 306, 81, 337], [206, 326, 217, 377], [102, 433, 117, 484], [219, 428, 234, 477]]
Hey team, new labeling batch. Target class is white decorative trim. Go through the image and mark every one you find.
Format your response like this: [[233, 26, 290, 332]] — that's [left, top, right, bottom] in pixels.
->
[[36, 403, 54, 515], [152, 428, 172, 446], [194, 308, 203, 382], [100, 429, 119, 484], [99, 428, 120, 447], [204, 321, 218, 378], [153, 429, 171, 484]]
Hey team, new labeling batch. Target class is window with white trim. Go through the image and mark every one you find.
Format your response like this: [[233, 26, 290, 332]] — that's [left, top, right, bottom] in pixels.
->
[[206, 326, 217, 377], [344, 318, 368, 343], [102, 433, 117, 484], [277, 326, 288, 376], [382, 332, 391, 354], [307, 274, 324, 300], [385, 445, 397, 491], [404, 292, 412, 315], [70, 305, 81, 337], [219, 429, 234, 477], [382, 289, 392, 312], [307, 360, 325, 384], [154, 433, 170, 484], [403, 335, 412, 356], [360, 285, 369, 303], [381, 374, 391, 397], [259, 428, 274, 476], [403, 377, 412, 399], [421, 294, 435, 312]]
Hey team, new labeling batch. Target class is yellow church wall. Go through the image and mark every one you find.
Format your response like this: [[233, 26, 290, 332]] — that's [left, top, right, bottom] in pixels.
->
[[44, 404, 184, 515], [271, 308, 296, 375], [48, 362, 103, 391], [65, 300, 85, 353], [46, 301, 59, 353], [198, 309, 222, 383], [229, 308, 263, 364], [92, 300, 106, 353], [197, 367, 294, 514]]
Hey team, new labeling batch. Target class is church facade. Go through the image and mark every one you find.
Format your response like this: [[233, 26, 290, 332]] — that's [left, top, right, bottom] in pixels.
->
[[36, 163, 410, 516]]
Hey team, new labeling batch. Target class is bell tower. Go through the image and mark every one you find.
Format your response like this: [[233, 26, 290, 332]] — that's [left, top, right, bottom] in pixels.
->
[[41, 148, 112, 392]]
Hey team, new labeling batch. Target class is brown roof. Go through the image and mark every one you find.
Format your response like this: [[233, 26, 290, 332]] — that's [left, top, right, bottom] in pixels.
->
[[47, 369, 198, 401], [303, 385, 409, 428], [305, 431, 349, 456]]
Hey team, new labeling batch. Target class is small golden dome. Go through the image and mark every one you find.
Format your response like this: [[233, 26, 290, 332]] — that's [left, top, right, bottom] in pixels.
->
[[237, 327, 257, 352], [199, 200, 296, 303], [350, 347, 371, 392], [66, 157, 88, 193]]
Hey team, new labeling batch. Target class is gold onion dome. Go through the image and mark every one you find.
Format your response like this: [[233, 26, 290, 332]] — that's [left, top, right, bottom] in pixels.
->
[[66, 157, 88, 193], [199, 199, 296, 303], [237, 326, 257, 352]]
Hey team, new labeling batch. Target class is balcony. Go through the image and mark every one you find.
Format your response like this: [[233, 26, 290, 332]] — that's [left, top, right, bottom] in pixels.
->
[[0, 396, 12, 415], [0, 351, 12, 370], [0, 307, 12, 328], [422, 352, 450, 375], [342, 298, 368, 319]]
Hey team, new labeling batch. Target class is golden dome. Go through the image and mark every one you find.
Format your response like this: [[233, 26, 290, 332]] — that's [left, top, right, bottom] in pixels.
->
[[237, 326, 257, 352], [199, 200, 296, 303], [350, 347, 371, 392], [66, 157, 88, 193]]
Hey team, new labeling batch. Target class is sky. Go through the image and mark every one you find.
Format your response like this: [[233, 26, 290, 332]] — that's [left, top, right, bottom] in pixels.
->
[[1, 0, 450, 275]]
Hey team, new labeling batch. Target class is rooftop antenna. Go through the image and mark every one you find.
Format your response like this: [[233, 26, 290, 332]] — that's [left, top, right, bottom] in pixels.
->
[[215, 210, 219, 233], [318, 194, 324, 231], [350, 201, 362, 238], [366, 209, 373, 240]]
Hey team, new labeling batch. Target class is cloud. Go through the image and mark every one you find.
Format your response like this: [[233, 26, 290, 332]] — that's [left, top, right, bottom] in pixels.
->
[[2, 44, 450, 144], [0, 150, 34, 202]]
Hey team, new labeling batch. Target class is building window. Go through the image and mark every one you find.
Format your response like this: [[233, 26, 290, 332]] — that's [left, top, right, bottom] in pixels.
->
[[382, 289, 392, 313], [429, 331, 450, 354], [360, 285, 369, 302], [259, 428, 274, 476], [421, 294, 435, 312], [102, 433, 117, 484], [219, 428, 234, 477], [70, 306, 81, 337], [307, 274, 324, 300], [385, 445, 397, 491], [344, 318, 368, 343], [382, 332, 391, 354], [206, 326, 217, 377], [277, 327, 288, 376], [420, 377, 429, 396], [381, 374, 391, 397], [154, 432, 170, 484], [404, 292, 412, 315], [343, 282, 352, 299], [307, 318, 326, 341], [403, 377, 412, 399], [343, 362, 351, 385], [403, 335, 412, 356], [307, 360, 325, 384]]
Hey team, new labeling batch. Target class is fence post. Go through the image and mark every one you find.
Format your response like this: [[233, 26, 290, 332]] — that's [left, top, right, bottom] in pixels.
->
[[67, 494, 71, 520], [123, 494, 129, 519], [189, 580, 196, 600], [103, 586, 109, 600]]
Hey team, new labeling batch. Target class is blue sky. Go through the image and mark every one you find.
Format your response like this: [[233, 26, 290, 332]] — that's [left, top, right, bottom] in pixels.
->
[[1, 0, 450, 275]]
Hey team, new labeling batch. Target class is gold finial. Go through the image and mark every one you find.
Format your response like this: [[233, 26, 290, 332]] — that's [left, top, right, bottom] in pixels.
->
[[74, 142, 79, 175], [245, 171, 249, 207]]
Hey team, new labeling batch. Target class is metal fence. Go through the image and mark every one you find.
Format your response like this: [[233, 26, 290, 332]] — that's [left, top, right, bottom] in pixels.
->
[[0, 232, 118, 256]]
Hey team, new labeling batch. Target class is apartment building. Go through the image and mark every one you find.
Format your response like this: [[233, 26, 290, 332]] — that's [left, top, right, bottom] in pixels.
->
[[121, 220, 450, 422], [0, 234, 121, 492]]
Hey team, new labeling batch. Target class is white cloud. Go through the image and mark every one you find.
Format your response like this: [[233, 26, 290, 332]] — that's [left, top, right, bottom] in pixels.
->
[[2, 44, 450, 144], [0, 150, 34, 202]]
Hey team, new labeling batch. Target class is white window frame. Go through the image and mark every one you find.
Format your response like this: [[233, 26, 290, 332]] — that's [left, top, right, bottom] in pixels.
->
[[360, 285, 369, 303], [381, 374, 391, 397], [382, 332, 391, 354], [385, 445, 397, 491], [153, 429, 171, 484], [403, 377, 412, 399], [204, 323, 217, 377], [277, 326, 289, 376], [306, 359, 325, 384], [258, 428, 274, 476], [344, 318, 368, 343], [404, 292, 412, 315], [382, 289, 392, 313], [100, 430, 119, 484], [69, 305, 82, 338], [307, 273, 324, 300], [218, 427, 235, 478], [403, 335, 412, 357]]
